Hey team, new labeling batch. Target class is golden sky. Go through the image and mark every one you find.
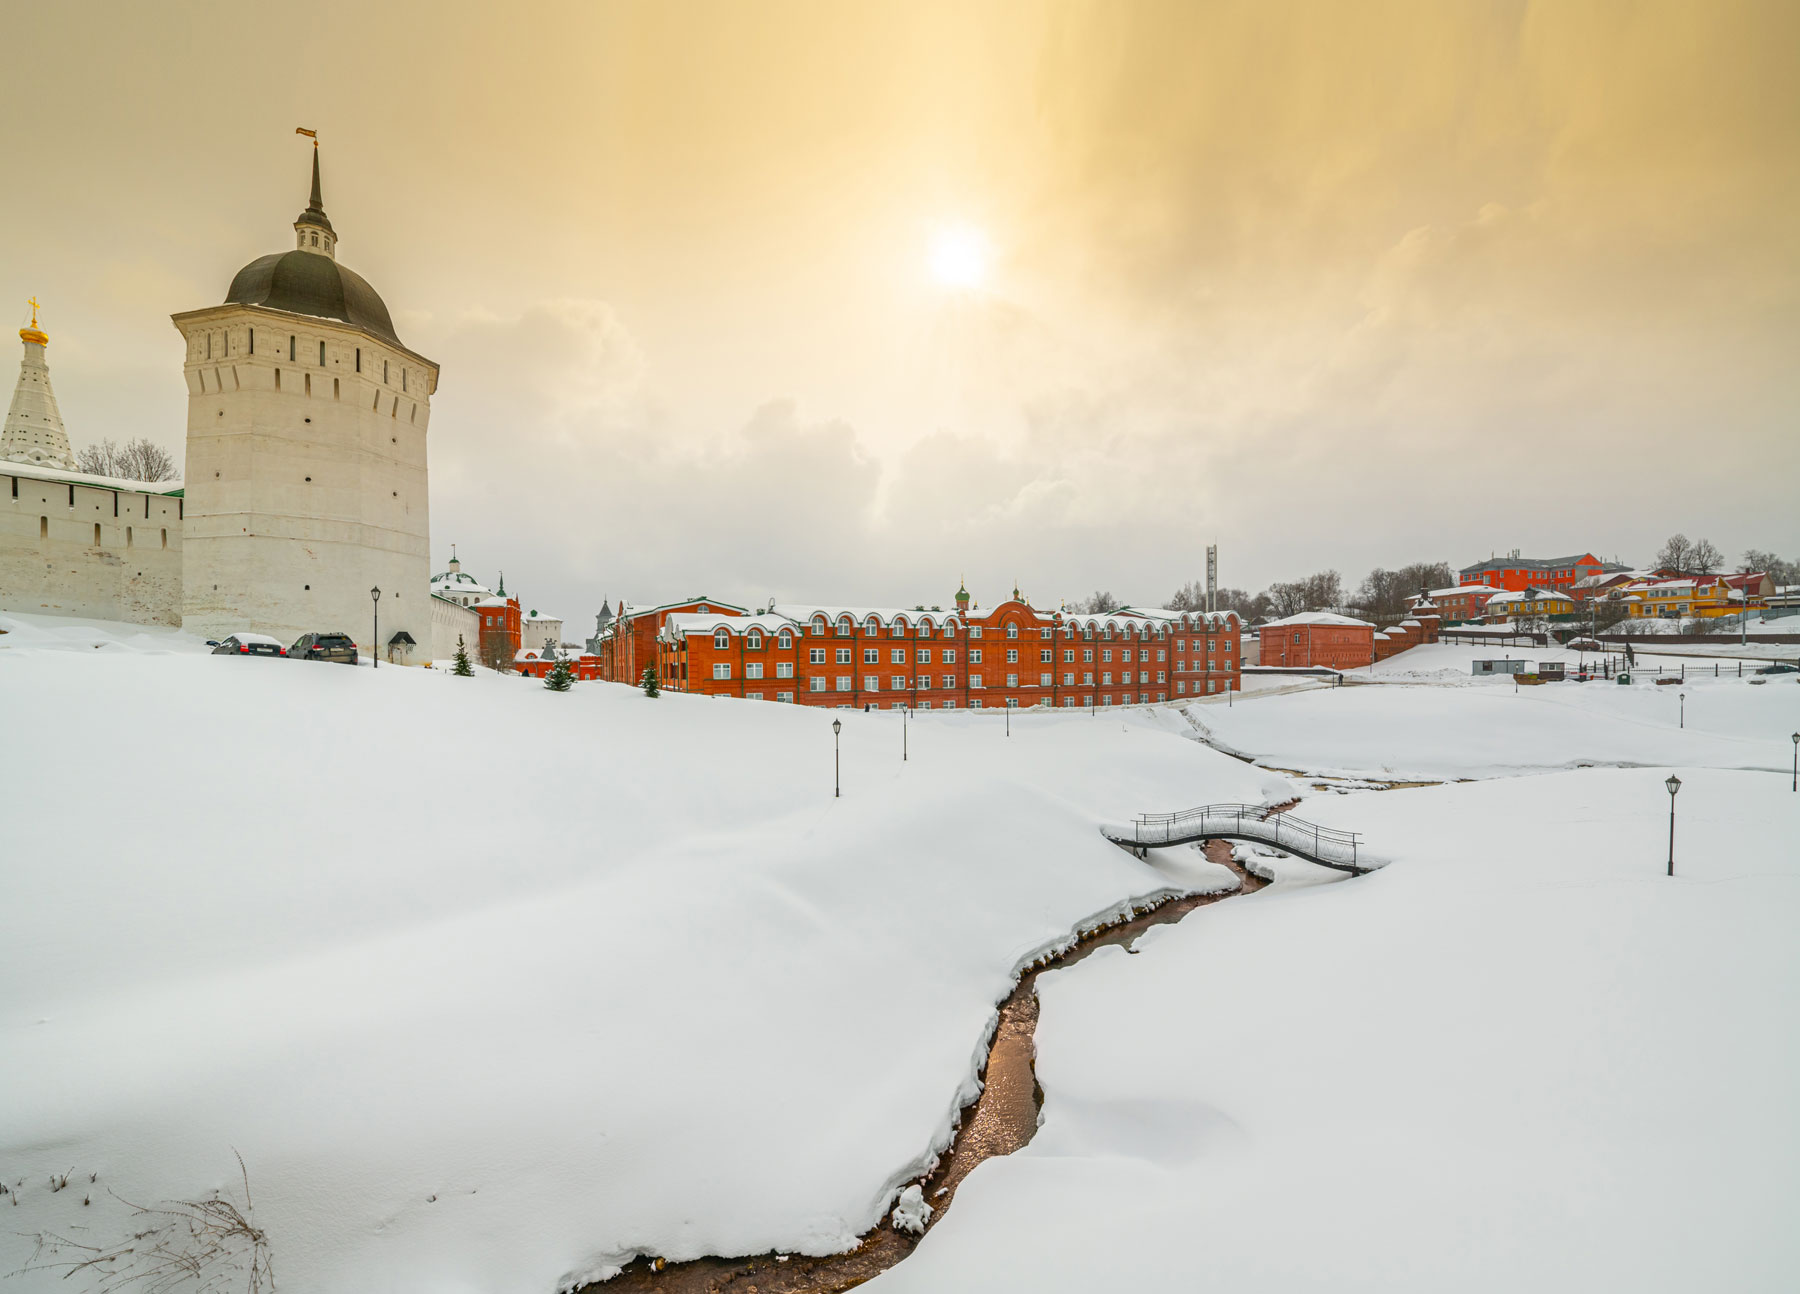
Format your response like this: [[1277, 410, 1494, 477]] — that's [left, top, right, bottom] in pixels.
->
[[7, 0, 1797, 614]]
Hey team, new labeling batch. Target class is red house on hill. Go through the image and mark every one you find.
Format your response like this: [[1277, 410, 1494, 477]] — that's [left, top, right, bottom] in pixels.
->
[[1458, 553, 1607, 594]]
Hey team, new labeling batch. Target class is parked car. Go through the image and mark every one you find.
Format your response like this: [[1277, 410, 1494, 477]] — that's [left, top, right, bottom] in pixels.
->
[[212, 632, 288, 657], [290, 631, 359, 664], [1755, 661, 1798, 675]]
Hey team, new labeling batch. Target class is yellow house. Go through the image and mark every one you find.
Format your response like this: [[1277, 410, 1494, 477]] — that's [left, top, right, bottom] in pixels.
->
[[1623, 578, 1739, 619]]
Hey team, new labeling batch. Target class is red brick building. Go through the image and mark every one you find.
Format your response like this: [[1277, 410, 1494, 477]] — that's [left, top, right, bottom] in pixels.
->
[[513, 647, 602, 681], [1458, 553, 1607, 594], [1258, 612, 1376, 670], [652, 594, 1241, 709], [597, 596, 749, 686], [473, 595, 522, 672], [1427, 584, 1500, 624]]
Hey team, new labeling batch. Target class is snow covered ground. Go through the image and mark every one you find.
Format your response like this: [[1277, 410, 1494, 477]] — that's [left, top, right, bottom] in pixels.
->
[[6, 608, 1796, 1292], [870, 659, 1800, 1292], [0, 611, 1290, 1293], [1191, 669, 1800, 781], [867, 767, 1800, 1293]]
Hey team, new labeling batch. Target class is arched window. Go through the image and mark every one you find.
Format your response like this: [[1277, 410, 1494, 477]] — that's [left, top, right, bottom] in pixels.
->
[[1006, 624, 1019, 638], [777, 629, 793, 648], [746, 629, 763, 649], [714, 630, 731, 649], [836, 616, 853, 637], [288, 336, 296, 361], [864, 616, 881, 635], [811, 616, 827, 636], [319, 340, 326, 366]]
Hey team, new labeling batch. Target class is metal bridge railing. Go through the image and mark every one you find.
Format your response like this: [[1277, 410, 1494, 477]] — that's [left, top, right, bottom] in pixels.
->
[[1121, 803, 1363, 869]]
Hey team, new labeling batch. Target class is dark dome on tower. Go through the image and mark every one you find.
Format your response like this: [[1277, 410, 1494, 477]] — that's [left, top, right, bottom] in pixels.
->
[[222, 142, 406, 350], [224, 253, 403, 348]]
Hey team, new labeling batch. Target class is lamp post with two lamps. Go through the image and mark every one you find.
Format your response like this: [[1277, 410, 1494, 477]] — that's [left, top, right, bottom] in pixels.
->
[[1665, 774, 1682, 877], [370, 586, 381, 669]]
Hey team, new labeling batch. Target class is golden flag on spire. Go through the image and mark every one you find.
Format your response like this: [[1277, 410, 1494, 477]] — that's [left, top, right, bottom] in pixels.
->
[[296, 127, 317, 140]]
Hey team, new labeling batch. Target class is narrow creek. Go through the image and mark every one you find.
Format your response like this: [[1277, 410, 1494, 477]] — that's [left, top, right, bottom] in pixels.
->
[[586, 841, 1270, 1294]]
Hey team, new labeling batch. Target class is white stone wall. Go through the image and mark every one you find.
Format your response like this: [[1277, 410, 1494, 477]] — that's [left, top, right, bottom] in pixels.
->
[[520, 614, 562, 654], [172, 308, 437, 658], [431, 593, 480, 663], [0, 470, 183, 624]]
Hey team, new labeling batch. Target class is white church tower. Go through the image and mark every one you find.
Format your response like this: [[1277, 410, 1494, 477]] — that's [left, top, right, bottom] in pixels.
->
[[170, 137, 438, 659], [2, 300, 77, 471]]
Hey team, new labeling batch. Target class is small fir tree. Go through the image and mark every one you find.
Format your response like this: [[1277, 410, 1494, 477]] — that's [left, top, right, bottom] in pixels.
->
[[545, 655, 574, 692], [641, 664, 660, 697], [453, 634, 474, 677]]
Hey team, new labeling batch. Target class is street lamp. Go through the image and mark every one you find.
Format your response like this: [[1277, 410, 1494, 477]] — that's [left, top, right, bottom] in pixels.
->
[[1791, 732, 1797, 792], [1679, 691, 1686, 729], [903, 706, 908, 762], [370, 586, 381, 669], [1664, 774, 1682, 877], [1006, 705, 1010, 738], [833, 717, 842, 798]]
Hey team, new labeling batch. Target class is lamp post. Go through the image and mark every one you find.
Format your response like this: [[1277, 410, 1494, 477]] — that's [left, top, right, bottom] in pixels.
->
[[1679, 691, 1686, 729], [370, 586, 381, 669], [833, 717, 842, 798], [1665, 774, 1681, 877], [903, 706, 908, 762], [1791, 732, 1797, 792], [1006, 704, 1010, 738]]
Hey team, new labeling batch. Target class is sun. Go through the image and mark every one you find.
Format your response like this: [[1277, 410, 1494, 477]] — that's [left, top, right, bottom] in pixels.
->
[[928, 224, 991, 290]]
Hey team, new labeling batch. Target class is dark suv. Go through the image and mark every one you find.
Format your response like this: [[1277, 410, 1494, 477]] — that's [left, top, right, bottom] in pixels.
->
[[290, 632, 359, 665]]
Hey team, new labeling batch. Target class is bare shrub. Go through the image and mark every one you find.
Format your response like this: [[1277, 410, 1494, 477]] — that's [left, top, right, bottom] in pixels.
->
[[10, 1152, 273, 1294]]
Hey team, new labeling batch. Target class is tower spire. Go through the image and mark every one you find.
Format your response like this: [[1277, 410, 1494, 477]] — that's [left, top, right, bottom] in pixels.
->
[[3, 299, 75, 472], [293, 128, 336, 257]]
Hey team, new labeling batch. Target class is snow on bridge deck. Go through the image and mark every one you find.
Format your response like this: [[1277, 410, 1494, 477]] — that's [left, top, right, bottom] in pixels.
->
[[1102, 802, 1379, 874]]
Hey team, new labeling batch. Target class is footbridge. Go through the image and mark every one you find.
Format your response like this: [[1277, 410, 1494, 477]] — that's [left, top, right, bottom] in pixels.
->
[[1103, 803, 1373, 874]]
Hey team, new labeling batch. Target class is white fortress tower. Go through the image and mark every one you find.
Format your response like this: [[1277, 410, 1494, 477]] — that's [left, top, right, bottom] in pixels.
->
[[2, 300, 76, 471], [171, 140, 438, 659]]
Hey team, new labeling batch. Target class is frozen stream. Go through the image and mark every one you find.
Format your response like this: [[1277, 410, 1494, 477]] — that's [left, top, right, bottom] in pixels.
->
[[589, 843, 1270, 1294]]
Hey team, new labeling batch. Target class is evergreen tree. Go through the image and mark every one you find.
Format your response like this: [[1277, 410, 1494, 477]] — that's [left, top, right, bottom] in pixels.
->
[[641, 664, 660, 697], [452, 634, 474, 677], [545, 655, 574, 692]]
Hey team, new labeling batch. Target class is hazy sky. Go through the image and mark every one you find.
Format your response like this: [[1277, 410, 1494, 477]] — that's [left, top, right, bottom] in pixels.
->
[[8, 0, 1796, 623]]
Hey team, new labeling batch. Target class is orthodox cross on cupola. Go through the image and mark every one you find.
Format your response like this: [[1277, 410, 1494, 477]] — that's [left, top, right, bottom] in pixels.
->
[[293, 128, 337, 260]]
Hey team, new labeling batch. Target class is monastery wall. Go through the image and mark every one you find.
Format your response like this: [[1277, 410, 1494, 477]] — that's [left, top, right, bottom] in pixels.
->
[[1, 470, 183, 625], [431, 593, 480, 662]]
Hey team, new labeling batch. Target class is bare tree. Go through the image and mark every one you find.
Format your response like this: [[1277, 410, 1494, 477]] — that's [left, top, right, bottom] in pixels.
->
[[1078, 590, 1120, 614], [1167, 580, 1206, 612], [76, 437, 181, 482], [1687, 538, 1722, 575], [1654, 533, 1694, 573], [1741, 549, 1798, 587]]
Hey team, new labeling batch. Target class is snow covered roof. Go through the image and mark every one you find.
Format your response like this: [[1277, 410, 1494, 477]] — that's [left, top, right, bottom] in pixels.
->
[[2, 456, 184, 495], [663, 613, 799, 639], [224, 631, 286, 648], [473, 597, 513, 609], [430, 569, 493, 597], [1486, 589, 1574, 605], [1260, 612, 1374, 629], [1428, 585, 1499, 599]]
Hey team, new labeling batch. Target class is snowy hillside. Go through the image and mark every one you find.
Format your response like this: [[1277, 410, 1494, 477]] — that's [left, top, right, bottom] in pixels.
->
[[868, 765, 1800, 1293], [0, 612, 1289, 1293]]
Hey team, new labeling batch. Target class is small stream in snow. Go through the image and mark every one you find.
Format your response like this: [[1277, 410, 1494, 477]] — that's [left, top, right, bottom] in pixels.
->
[[586, 843, 1271, 1294]]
